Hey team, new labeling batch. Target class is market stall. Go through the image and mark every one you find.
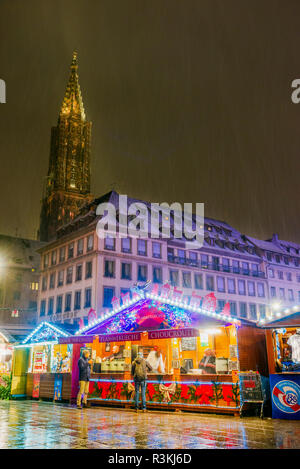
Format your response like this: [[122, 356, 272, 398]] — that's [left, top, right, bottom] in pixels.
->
[[262, 310, 300, 420], [11, 322, 74, 401], [60, 285, 268, 415]]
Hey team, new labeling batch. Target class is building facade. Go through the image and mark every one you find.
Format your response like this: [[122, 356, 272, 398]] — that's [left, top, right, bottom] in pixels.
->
[[37, 192, 274, 326], [38, 52, 92, 242], [246, 234, 300, 314]]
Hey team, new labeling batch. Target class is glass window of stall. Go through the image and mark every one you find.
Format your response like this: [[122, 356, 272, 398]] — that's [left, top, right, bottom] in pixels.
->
[[51, 344, 73, 373], [178, 326, 237, 375], [28, 345, 52, 373], [88, 327, 237, 377], [90, 341, 128, 374], [90, 339, 172, 375], [272, 327, 300, 373], [27, 343, 73, 373]]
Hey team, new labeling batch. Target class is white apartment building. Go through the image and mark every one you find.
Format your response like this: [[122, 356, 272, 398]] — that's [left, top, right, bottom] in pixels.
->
[[246, 234, 300, 313], [37, 191, 274, 327]]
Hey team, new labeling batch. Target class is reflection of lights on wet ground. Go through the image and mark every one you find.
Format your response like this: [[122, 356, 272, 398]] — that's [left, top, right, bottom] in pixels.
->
[[0, 401, 298, 449]]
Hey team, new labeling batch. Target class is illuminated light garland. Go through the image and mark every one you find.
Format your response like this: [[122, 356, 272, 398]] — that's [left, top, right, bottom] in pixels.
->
[[75, 293, 144, 335], [22, 321, 70, 345], [76, 288, 239, 336], [145, 292, 239, 325]]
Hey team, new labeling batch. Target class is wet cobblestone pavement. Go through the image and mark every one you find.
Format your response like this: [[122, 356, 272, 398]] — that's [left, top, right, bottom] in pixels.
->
[[0, 400, 300, 449]]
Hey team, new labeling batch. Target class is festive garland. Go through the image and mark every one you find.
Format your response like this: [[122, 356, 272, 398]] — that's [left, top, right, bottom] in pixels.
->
[[89, 380, 240, 407], [106, 300, 192, 334]]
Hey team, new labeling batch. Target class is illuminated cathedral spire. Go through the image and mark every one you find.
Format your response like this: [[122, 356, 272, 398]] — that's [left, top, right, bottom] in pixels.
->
[[38, 52, 92, 242], [60, 51, 86, 121]]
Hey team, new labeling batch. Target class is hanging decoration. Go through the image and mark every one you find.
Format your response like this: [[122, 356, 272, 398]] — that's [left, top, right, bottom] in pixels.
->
[[190, 292, 202, 308], [172, 287, 183, 302], [88, 308, 97, 325], [202, 293, 217, 313], [222, 302, 231, 316], [161, 283, 171, 299], [111, 297, 120, 311], [121, 292, 131, 306], [76, 282, 241, 336]]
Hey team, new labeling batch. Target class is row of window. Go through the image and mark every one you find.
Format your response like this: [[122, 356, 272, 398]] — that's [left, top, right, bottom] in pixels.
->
[[266, 251, 299, 266], [41, 261, 93, 291], [104, 237, 162, 258], [216, 299, 266, 320], [102, 285, 265, 320], [268, 269, 299, 282], [40, 287, 92, 316], [104, 260, 163, 283], [104, 260, 266, 297], [40, 283, 267, 321], [270, 286, 300, 302], [167, 249, 264, 277], [43, 235, 94, 269]]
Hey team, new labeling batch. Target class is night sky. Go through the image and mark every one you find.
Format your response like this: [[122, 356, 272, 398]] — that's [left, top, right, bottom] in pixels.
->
[[0, 0, 300, 242]]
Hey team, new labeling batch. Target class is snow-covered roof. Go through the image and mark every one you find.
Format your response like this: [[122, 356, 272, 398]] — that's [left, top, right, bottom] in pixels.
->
[[246, 236, 285, 254]]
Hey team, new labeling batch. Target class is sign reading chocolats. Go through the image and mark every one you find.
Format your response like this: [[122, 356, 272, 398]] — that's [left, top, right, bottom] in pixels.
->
[[148, 328, 199, 340]]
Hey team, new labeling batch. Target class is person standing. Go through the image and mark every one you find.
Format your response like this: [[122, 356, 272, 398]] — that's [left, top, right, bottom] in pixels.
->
[[77, 349, 92, 409], [198, 348, 216, 374], [131, 351, 152, 412]]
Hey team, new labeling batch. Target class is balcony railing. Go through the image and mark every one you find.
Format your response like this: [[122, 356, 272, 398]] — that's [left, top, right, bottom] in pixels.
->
[[167, 255, 265, 278]]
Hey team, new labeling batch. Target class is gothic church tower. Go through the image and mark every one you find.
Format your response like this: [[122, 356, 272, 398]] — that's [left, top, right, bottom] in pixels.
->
[[39, 52, 92, 241]]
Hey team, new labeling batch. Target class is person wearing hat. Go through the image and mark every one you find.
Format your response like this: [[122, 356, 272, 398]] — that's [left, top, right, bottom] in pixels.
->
[[198, 348, 216, 374], [77, 349, 93, 408], [131, 351, 152, 412]]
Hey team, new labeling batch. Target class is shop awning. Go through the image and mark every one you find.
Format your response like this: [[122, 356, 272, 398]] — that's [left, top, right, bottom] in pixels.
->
[[259, 311, 300, 328]]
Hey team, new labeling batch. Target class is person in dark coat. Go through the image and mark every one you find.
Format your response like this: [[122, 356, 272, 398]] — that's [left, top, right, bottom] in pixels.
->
[[131, 351, 152, 412], [77, 349, 92, 408]]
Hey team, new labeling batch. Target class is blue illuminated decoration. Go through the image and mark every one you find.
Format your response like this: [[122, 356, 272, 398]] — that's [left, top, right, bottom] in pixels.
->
[[22, 322, 70, 345]]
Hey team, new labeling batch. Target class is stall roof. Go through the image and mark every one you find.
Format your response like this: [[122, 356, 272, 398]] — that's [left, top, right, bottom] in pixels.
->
[[259, 310, 300, 328], [0, 329, 16, 344], [76, 289, 244, 337], [20, 322, 72, 346]]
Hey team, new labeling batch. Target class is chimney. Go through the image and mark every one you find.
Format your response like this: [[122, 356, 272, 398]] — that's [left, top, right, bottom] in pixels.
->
[[272, 233, 279, 243]]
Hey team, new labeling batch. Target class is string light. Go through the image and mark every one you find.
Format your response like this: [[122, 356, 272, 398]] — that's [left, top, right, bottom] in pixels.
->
[[258, 303, 300, 325], [76, 288, 239, 336]]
